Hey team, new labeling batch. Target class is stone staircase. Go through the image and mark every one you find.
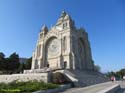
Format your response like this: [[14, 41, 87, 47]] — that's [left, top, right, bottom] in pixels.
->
[[53, 70, 78, 82], [70, 70, 109, 87], [54, 70, 109, 87]]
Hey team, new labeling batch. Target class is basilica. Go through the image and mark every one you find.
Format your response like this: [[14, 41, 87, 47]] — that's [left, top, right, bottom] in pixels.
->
[[0, 11, 108, 86], [31, 11, 94, 71]]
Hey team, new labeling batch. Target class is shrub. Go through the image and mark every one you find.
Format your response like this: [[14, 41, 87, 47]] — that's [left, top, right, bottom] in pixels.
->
[[0, 80, 59, 93]]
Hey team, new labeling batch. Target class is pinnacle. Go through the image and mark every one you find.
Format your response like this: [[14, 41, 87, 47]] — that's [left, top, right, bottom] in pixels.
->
[[41, 24, 48, 31], [61, 10, 67, 18]]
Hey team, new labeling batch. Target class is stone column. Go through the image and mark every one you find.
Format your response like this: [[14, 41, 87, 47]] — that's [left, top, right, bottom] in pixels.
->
[[31, 51, 36, 69]]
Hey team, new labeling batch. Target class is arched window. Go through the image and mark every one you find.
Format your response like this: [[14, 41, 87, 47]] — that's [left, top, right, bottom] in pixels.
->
[[63, 37, 67, 52], [37, 46, 39, 57], [40, 33, 43, 39], [39, 44, 41, 57], [37, 44, 41, 57], [63, 22, 67, 29]]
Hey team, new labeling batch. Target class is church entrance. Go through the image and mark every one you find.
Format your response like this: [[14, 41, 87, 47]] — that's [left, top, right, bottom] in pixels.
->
[[64, 61, 67, 69]]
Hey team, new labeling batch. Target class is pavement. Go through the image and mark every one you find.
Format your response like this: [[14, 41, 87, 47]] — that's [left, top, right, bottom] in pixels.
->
[[115, 81, 125, 93], [60, 81, 120, 93]]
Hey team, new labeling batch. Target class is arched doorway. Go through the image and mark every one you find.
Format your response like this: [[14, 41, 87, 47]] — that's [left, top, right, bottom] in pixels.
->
[[64, 61, 67, 69]]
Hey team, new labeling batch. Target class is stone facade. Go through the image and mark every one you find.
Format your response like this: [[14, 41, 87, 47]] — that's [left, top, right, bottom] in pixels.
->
[[31, 11, 94, 71]]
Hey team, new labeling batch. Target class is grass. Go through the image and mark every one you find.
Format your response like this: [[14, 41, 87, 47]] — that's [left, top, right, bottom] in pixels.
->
[[0, 80, 59, 93]]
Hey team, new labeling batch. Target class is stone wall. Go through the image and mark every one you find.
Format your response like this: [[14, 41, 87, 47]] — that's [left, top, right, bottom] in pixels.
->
[[0, 73, 51, 83]]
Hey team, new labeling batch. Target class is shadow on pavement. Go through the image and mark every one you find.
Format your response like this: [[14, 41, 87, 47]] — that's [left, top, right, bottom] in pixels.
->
[[116, 88, 125, 93]]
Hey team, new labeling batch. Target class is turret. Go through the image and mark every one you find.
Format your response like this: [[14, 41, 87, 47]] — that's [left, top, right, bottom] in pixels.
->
[[39, 25, 48, 39], [40, 25, 48, 35]]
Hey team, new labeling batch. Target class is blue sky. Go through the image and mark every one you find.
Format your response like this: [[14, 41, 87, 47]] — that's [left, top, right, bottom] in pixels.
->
[[0, 0, 125, 72]]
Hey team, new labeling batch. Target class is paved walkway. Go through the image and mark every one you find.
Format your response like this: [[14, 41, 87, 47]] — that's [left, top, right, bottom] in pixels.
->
[[60, 82, 119, 93], [116, 81, 125, 93]]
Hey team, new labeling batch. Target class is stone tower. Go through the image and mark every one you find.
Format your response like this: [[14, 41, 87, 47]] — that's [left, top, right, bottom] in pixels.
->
[[31, 11, 94, 70]]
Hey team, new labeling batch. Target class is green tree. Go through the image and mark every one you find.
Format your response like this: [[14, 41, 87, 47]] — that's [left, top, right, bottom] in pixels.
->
[[18, 63, 26, 73], [0, 52, 6, 71], [8, 52, 20, 72], [115, 71, 122, 79], [25, 57, 32, 70], [106, 71, 115, 77], [120, 69, 125, 77], [0, 52, 5, 60], [94, 65, 101, 72], [106, 69, 125, 80]]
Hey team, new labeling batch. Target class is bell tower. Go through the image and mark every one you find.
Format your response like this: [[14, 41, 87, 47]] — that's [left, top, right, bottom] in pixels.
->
[[55, 11, 75, 30]]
